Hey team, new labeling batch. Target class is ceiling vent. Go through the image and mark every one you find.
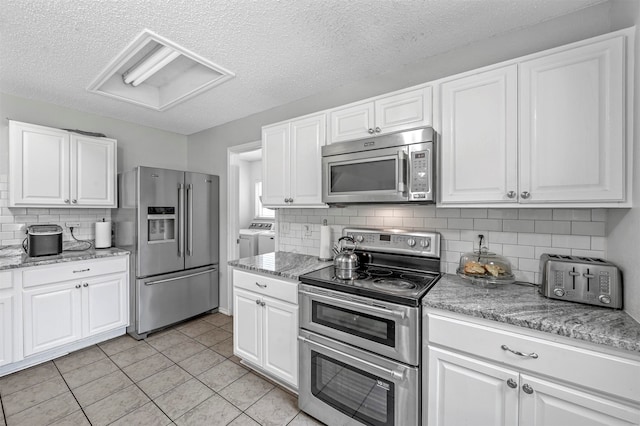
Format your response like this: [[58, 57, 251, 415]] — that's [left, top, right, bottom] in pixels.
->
[[87, 29, 235, 111]]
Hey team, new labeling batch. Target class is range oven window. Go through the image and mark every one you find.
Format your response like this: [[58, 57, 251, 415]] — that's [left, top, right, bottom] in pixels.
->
[[329, 159, 396, 193], [312, 301, 395, 347], [311, 351, 394, 426]]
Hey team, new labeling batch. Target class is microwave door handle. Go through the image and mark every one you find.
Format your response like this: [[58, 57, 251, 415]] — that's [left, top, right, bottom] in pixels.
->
[[299, 336, 406, 381], [397, 150, 407, 193], [178, 183, 184, 257]]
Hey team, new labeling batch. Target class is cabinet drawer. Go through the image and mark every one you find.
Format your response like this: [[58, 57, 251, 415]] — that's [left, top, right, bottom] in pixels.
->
[[0, 271, 11, 290], [23, 256, 128, 288], [428, 313, 640, 403], [233, 269, 298, 304]]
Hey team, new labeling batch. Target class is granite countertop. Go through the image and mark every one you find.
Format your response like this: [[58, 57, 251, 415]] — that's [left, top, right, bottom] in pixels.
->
[[425, 274, 640, 354], [228, 251, 332, 280], [0, 242, 129, 271]]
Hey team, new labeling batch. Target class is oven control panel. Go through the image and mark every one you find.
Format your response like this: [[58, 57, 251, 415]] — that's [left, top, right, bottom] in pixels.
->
[[343, 227, 440, 258]]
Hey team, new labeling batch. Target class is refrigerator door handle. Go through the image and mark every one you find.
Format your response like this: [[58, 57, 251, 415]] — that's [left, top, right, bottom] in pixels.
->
[[144, 268, 217, 286], [178, 183, 185, 257], [187, 183, 193, 256]]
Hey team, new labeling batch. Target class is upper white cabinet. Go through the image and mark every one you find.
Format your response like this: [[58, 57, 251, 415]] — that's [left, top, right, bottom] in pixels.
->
[[262, 113, 326, 208], [329, 86, 432, 143], [9, 121, 117, 208], [440, 65, 518, 204], [519, 36, 625, 203], [439, 32, 630, 207]]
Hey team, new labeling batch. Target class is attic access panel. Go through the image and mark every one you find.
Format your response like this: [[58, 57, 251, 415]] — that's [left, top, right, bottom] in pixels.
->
[[87, 29, 235, 111]]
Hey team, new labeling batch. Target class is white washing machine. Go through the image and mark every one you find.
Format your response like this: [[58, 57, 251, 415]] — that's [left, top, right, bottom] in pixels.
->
[[239, 222, 273, 258], [258, 231, 275, 254]]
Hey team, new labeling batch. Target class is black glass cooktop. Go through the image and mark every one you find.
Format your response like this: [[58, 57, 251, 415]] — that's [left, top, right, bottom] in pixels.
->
[[299, 264, 442, 307]]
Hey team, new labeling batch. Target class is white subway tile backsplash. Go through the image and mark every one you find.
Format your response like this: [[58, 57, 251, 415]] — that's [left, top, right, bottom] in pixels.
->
[[552, 235, 591, 250], [503, 220, 534, 233], [571, 221, 605, 236], [553, 209, 591, 221], [274, 206, 610, 285]]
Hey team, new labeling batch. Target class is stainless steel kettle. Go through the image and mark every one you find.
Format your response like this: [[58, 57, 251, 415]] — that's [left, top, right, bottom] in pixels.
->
[[334, 236, 359, 280]]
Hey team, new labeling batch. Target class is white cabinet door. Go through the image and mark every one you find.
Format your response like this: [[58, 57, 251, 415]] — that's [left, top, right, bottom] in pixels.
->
[[9, 121, 70, 206], [263, 295, 298, 387], [0, 293, 13, 367], [23, 283, 82, 356], [233, 288, 262, 366], [329, 101, 374, 143], [519, 374, 640, 426], [428, 347, 519, 426], [71, 135, 116, 206], [289, 114, 326, 206], [519, 36, 625, 203], [82, 273, 128, 337], [374, 87, 432, 135], [262, 123, 290, 206], [440, 65, 518, 204]]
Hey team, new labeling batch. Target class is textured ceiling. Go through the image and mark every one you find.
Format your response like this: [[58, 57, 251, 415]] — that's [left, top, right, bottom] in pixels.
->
[[0, 0, 604, 135]]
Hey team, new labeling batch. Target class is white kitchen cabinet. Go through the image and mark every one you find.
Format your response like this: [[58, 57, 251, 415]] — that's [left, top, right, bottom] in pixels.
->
[[519, 35, 625, 203], [232, 268, 299, 389], [439, 65, 518, 204], [425, 311, 640, 426], [22, 256, 128, 357], [0, 293, 13, 367], [9, 120, 117, 208], [439, 32, 629, 207], [329, 86, 432, 143], [262, 113, 326, 207]]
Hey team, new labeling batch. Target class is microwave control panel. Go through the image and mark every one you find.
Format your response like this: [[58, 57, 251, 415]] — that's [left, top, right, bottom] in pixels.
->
[[408, 143, 433, 200]]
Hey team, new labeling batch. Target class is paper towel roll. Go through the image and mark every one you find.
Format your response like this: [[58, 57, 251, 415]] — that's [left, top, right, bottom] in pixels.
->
[[319, 225, 332, 261], [95, 221, 111, 249]]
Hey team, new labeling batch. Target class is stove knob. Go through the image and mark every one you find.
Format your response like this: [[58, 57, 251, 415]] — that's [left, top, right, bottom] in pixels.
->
[[553, 288, 565, 297], [407, 238, 416, 247], [420, 239, 430, 249], [355, 235, 364, 243], [599, 295, 611, 304]]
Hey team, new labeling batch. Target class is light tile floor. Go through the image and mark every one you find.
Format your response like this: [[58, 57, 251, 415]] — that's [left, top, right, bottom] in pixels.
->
[[0, 313, 324, 426]]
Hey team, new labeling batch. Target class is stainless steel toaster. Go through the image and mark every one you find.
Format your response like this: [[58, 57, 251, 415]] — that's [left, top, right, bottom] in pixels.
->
[[539, 253, 622, 309]]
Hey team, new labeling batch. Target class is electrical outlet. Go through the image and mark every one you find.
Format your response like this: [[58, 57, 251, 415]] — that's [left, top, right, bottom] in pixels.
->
[[304, 225, 312, 237], [65, 222, 81, 228]]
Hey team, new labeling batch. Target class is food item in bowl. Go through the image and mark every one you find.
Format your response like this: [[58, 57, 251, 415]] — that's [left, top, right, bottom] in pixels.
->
[[464, 261, 486, 275], [484, 263, 504, 277]]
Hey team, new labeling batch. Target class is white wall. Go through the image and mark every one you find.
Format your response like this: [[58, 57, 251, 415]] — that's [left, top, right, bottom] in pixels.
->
[[0, 92, 188, 244], [606, 0, 640, 322], [188, 3, 633, 314]]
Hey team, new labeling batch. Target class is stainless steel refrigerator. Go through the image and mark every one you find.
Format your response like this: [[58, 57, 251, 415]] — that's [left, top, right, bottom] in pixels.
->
[[112, 166, 219, 339]]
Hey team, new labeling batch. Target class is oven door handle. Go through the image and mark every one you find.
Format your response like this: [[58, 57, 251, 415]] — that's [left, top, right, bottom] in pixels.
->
[[299, 336, 406, 381], [299, 289, 406, 319]]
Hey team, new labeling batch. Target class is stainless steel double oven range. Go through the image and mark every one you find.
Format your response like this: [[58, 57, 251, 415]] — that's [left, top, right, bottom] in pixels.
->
[[298, 228, 442, 426]]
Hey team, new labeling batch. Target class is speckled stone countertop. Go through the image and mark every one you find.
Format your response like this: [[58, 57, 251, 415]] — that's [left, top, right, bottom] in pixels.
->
[[0, 242, 129, 271], [228, 252, 332, 280], [425, 274, 640, 354]]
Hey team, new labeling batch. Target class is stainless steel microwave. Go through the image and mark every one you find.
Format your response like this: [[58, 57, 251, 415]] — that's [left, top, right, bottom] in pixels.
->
[[322, 127, 435, 204]]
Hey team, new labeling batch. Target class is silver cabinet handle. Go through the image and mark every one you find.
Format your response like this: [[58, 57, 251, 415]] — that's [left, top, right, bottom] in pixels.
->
[[522, 384, 534, 394], [73, 268, 90, 273], [64, 199, 70, 203], [261, 301, 266, 307], [75, 284, 81, 289], [375, 127, 381, 133], [299, 289, 406, 319], [289, 198, 293, 203], [501, 344, 538, 359], [506, 191, 516, 199], [521, 191, 531, 199], [72, 199, 77, 204], [255, 282, 267, 288], [368, 128, 375, 134], [507, 378, 517, 388], [256, 299, 261, 305], [83, 283, 88, 287]]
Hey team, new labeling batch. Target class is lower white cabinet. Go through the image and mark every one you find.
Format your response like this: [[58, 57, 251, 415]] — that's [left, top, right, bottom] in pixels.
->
[[20, 256, 129, 358], [0, 292, 13, 367], [425, 311, 640, 426], [233, 268, 299, 389]]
